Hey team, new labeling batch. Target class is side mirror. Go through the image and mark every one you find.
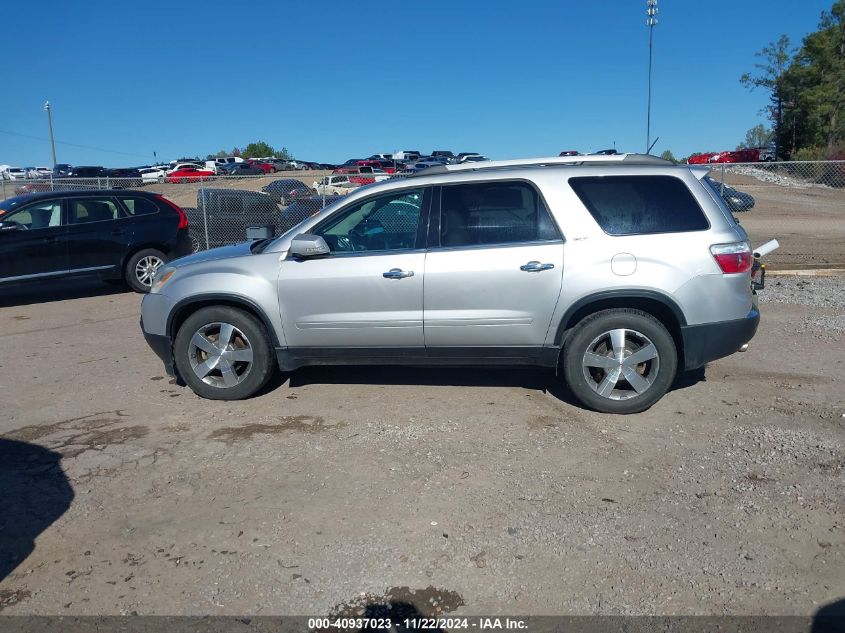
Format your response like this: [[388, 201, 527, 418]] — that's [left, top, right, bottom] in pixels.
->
[[289, 233, 330, 258], [0, 221, 22, 233]]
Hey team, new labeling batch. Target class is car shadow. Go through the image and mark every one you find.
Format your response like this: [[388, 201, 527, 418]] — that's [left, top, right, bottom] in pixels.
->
[[281, 363, 705, 408], [0, 279, 129, 308], [0, 439, 75, 582], [812, 597, 845, 633]]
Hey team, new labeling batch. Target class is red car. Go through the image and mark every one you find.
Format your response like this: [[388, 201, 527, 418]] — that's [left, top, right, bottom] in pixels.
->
[[333, 166, 377, 185], [687, 153, 716, 164], [709, 151, 741, 164], [166, 168, 215, 183], [247, 160, 274, 174], [731, 148, 760, 163]]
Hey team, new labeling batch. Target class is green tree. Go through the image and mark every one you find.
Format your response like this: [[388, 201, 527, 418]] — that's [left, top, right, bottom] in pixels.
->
[[740, 34, 795, 159], [659, 149, 677, 163], [737, 124, 773, 149], [241, 141, 276, 159], [274, 146, 292, 160], [787, 1, 845, 153]]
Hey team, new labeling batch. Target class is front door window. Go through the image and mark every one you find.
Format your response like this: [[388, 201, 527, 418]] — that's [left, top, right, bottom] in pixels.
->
[[315, 188, 424, 253]]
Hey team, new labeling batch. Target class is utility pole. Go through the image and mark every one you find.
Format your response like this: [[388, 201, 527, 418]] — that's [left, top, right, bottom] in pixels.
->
[[646, 0, 658, 154], [44, 101, 57, 166]]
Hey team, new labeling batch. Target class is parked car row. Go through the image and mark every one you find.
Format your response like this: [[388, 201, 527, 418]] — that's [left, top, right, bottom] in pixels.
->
[[687, 146, 775, 164]]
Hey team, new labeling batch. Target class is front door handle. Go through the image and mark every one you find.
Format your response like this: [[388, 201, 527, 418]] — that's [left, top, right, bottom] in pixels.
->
[[383, 268, 414, 279], [520, 261, 555, 272]]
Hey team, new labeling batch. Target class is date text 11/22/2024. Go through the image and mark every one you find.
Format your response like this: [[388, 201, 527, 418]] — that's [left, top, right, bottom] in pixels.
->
[[308, 617, 528, 629]]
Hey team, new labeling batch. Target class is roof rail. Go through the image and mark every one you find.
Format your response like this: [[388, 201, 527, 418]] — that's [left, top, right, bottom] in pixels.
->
[[415, 153, 672, 176]]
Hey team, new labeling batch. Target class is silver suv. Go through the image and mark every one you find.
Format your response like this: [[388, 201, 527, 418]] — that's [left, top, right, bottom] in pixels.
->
[[141, 154, 765, 414]]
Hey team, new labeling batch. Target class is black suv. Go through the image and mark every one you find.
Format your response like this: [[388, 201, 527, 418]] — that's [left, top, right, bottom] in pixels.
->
[[260, 178, 313, 205], [0, 190, 191, 292]]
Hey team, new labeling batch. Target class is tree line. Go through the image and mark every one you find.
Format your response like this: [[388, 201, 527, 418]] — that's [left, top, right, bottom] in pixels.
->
[[205, 141, 292, 161], [740, 1, 845, 160]]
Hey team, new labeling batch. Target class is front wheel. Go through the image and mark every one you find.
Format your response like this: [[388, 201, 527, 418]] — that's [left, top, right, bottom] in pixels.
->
[[125, 248, 167, 293], [173, 306, 275, 400], [562, 309, 677, 414]]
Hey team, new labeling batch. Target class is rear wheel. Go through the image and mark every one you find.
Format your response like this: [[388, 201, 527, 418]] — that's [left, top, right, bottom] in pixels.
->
[[189, 231, 203, 253], [562, 309, 677, 414], [173, 306, 275, 400], [125, 248, 166, 293]]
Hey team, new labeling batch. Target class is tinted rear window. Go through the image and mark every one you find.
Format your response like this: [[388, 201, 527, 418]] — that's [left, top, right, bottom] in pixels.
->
[[569, 175, 709, 235], [121, 196, 160, 215]]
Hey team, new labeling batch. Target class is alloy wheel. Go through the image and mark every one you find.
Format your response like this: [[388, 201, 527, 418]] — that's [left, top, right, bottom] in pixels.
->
[[581, 328, 660, 401], [188, 322, 254, 388], [134, 255, 164, 287]]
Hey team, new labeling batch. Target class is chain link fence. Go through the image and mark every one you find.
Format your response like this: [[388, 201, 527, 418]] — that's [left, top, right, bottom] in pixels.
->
[[705, 161, 845, 269], [2, 162, 843, 268]]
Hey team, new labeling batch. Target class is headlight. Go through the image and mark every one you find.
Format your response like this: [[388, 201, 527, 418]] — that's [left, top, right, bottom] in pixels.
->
[[151, 267, 175, 293]]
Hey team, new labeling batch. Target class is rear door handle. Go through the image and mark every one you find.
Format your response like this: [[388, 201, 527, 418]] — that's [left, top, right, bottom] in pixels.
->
[[520, 261, 554, 272], [383, 268, 414, 279]]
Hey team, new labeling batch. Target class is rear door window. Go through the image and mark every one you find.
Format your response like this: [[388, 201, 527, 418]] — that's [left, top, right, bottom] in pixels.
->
[[68, 198, 122, 224], [569, 175, 709, 235], [438, 181, 560, 247]]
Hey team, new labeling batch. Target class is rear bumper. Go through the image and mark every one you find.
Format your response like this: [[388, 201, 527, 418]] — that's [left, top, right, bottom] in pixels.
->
[[681, 309, 760, 370], [171, 229, 193, 259]]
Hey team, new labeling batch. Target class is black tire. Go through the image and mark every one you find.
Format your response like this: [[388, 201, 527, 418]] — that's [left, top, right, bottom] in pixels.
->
[[173, 306, 275, 400], [562, 308, 677, 414], [180, 178, 187, 184], [125, 248, 167, 293]]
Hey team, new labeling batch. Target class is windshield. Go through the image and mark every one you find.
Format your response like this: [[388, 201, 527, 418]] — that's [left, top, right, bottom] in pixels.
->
[[0, 195, 32, 212]]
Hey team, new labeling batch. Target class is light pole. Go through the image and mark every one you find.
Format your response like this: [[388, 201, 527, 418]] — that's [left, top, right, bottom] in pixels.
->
[[44, 101, 57, 166], [646, 0, 658, 154]]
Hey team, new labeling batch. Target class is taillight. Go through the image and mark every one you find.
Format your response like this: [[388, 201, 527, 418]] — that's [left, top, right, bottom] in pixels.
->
[[710, 242, 752, 274], [155, 195, 189, 229]]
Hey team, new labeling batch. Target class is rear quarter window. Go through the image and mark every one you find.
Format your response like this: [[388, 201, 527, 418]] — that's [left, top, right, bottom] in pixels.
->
[[569, 175, 709, 235], [120, 196, 160, 215]]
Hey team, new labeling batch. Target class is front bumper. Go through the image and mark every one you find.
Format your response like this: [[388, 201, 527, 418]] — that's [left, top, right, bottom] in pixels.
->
[[141, 318, 176, 377], [140, 291, 178, 377], [681, 308, 760, 370]]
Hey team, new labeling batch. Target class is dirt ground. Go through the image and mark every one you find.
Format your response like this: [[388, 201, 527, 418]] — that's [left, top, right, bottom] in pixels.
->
[[0, 276, 842, 617]]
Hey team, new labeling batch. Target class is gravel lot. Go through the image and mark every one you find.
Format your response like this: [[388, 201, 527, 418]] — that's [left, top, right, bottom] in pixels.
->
[[0, 276, 843, 617]]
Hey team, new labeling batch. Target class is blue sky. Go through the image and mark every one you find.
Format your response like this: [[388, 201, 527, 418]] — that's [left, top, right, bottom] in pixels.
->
[[0, 0, 834, 166]]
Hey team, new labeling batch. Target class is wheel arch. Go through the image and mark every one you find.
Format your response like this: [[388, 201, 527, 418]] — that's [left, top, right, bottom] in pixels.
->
[[167, 294, 281, 349], [554, 290, 687, 363]]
